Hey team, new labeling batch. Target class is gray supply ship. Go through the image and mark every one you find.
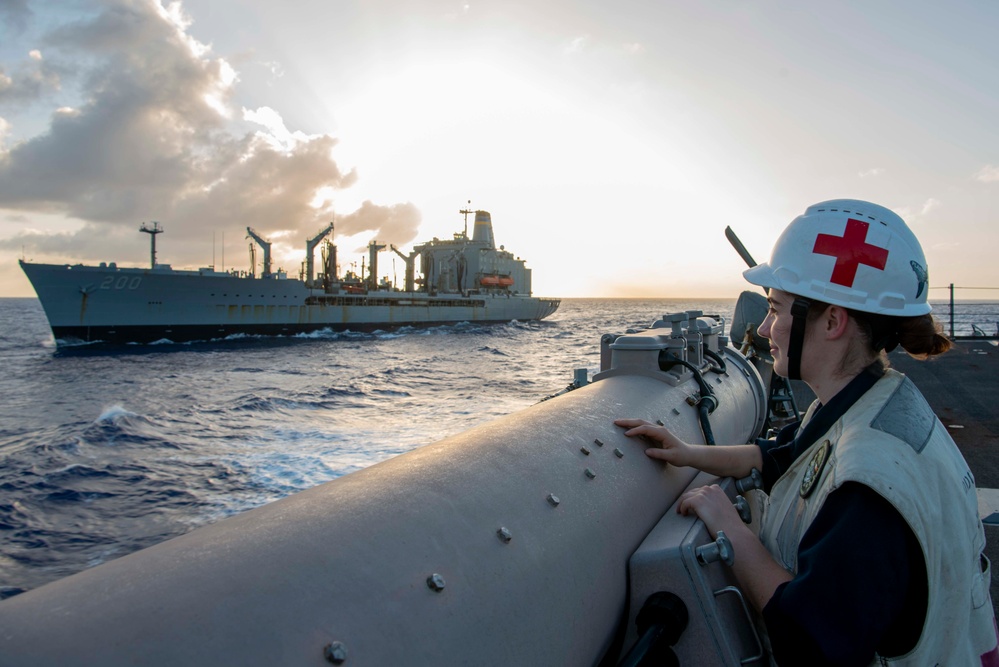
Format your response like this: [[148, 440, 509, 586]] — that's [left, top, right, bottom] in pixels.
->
[[19, 209, 560, 345]]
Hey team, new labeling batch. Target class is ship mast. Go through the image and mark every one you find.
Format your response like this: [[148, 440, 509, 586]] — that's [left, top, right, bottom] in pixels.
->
[[139, 222, 163, 269]]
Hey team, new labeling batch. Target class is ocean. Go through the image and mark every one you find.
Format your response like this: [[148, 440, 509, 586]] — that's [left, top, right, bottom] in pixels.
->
[[0, 296, 741, 599], [1, 294, 995, 600]]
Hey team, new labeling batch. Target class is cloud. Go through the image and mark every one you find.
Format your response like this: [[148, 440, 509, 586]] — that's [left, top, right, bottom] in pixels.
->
[[0, 0, 31, 35], [0, 0, 419, 264], [893, 198, 941, 224], [975, 165, 999, 183], [0, 51, 63, 104], [563, 35, 589, 55], [337, 201, 422, 247], [858, 167, 884, 178]]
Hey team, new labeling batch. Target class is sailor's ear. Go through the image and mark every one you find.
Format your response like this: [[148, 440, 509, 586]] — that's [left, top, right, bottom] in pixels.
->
[[821, 305, 851, 340]]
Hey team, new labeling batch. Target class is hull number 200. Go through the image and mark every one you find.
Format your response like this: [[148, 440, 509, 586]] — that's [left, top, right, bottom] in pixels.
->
[[100, 275, 143, 290]]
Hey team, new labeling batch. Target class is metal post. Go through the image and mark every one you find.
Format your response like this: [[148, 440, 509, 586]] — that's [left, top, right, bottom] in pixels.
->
[[950, 283, 955, 338], [139, 222, 163, 269]]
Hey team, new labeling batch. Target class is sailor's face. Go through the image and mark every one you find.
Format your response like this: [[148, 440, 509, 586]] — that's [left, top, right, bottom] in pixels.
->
[[758, 290, 793, 377]]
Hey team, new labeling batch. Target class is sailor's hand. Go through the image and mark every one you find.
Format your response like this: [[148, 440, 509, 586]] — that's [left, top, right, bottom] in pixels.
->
[[614, 418, 692, 466], [677, 484, 742, 539]]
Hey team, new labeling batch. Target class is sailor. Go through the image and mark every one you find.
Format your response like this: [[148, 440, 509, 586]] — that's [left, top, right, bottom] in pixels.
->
[[617, 199, 998, 665]]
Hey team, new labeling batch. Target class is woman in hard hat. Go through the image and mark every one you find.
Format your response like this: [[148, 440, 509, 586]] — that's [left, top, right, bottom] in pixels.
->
[[617, 200, 997, 665]]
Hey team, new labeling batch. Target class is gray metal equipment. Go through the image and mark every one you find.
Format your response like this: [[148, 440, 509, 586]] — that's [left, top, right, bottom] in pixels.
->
[[0, 311, 772, 666]]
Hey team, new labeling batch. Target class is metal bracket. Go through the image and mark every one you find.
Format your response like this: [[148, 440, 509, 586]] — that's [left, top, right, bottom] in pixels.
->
[[712, 586, 764, 665]]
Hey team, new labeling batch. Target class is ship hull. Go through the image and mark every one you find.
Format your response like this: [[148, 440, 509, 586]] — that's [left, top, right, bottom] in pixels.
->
[[20, 261, 560, 345]]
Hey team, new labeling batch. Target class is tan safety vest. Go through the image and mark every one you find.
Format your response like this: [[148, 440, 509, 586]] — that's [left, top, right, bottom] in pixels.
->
[[758, 370, 997, 665]]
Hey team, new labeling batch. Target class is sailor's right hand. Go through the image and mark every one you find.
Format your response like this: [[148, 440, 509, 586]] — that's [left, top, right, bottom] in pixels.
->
[[614, 419, 692, 466]]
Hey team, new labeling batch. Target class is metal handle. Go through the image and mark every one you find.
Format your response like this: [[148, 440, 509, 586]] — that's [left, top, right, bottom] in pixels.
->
[[735, 468, 762, 494], [695, 530, 734, 567], [712, 586, 764, 665], [733, 495, 751, 524]]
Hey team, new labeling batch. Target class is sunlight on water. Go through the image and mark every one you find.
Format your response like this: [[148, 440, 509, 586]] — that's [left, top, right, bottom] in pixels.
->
[[3, 295, 992, 597]]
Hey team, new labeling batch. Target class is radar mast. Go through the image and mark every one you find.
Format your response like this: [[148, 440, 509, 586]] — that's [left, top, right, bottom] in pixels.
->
[[139, 221, 163, 269]]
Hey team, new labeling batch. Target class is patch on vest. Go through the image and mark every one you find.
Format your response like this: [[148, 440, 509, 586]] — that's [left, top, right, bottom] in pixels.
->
[[800, 439, 831, 498], [870, 377, 935, 453]]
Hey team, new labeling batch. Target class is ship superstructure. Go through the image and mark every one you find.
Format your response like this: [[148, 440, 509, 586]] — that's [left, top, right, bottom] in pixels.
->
[[20, 209, 560, 345]]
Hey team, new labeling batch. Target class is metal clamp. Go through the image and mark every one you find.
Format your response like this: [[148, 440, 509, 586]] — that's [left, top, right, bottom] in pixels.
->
[[712, 586, 764, 665], [695, 530, 734, 567]]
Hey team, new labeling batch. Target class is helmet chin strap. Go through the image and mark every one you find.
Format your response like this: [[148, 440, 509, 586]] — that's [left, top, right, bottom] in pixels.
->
[[787, 297, 812, 381]]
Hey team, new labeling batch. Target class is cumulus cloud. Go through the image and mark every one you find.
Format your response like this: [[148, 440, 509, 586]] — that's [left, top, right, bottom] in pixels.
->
[[0, 50, 63, 104], [0, 0, 419, 265], [975, 165, 999, 183], [337, 201, 423, 246]]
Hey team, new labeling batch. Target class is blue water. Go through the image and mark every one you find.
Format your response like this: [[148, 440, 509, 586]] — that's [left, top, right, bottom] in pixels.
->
[[0, 296, 743, 599], [2, 295, 994, 599]]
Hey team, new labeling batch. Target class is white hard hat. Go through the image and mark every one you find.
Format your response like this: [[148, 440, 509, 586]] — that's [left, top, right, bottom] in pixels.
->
[[743, 199, 931, 316]]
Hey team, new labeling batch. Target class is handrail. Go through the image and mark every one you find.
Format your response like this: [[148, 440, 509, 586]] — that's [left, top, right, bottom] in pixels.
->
[[928, 284, 999, 339]]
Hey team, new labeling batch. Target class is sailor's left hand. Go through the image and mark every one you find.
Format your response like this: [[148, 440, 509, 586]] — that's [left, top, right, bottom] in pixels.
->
[[677, 484, 743, 539]]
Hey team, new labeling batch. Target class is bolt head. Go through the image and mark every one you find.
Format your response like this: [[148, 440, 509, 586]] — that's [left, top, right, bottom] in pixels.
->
[[585, 468, 596, 479], [497, 527, 513, 543], [324, 641, 348, 663], [426, 573, 446, 592], [547, 493, 560, 507]]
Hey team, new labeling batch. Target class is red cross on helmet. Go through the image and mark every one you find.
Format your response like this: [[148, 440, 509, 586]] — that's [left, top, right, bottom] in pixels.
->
[[743, 199, 932, 316]]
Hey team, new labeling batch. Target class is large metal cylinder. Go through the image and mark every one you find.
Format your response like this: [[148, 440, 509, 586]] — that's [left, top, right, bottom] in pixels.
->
[[0, 343, 766, 665]]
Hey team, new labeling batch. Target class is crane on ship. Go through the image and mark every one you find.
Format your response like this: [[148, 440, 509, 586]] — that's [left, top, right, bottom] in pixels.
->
[[245, 227, 272, 278], [304, 222, 334, 288]]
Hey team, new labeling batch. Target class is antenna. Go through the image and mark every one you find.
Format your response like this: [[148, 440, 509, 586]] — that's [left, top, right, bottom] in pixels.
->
[[139, 221, 163, 269], [459, 200, 473, 239]]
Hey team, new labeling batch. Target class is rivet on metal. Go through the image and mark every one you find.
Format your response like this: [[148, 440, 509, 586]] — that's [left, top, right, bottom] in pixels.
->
[[594, 438, 604, 447], [547, 493, 561, 507], [497, 527, 513, 543], [614, 448, 624, 458], [324, 641, 348, 664], [426, 573, 446, 592], [585, 468, 596, 479], [656, 419, 664, 426], [672, 408, 680, 415], [580, 446, 590, 455]]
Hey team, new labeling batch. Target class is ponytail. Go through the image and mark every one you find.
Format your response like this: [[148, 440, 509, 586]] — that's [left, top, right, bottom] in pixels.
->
[[851, 310, 952, 360], [896, 313, 952, 358]]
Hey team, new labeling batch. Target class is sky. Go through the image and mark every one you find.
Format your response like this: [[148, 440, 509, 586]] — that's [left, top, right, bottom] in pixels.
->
[[1, 0, 998, 300]]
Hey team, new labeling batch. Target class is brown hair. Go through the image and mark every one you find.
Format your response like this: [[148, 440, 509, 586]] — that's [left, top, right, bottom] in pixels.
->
[[804, 300, 952, 373], [849, 310, 952, 359]]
